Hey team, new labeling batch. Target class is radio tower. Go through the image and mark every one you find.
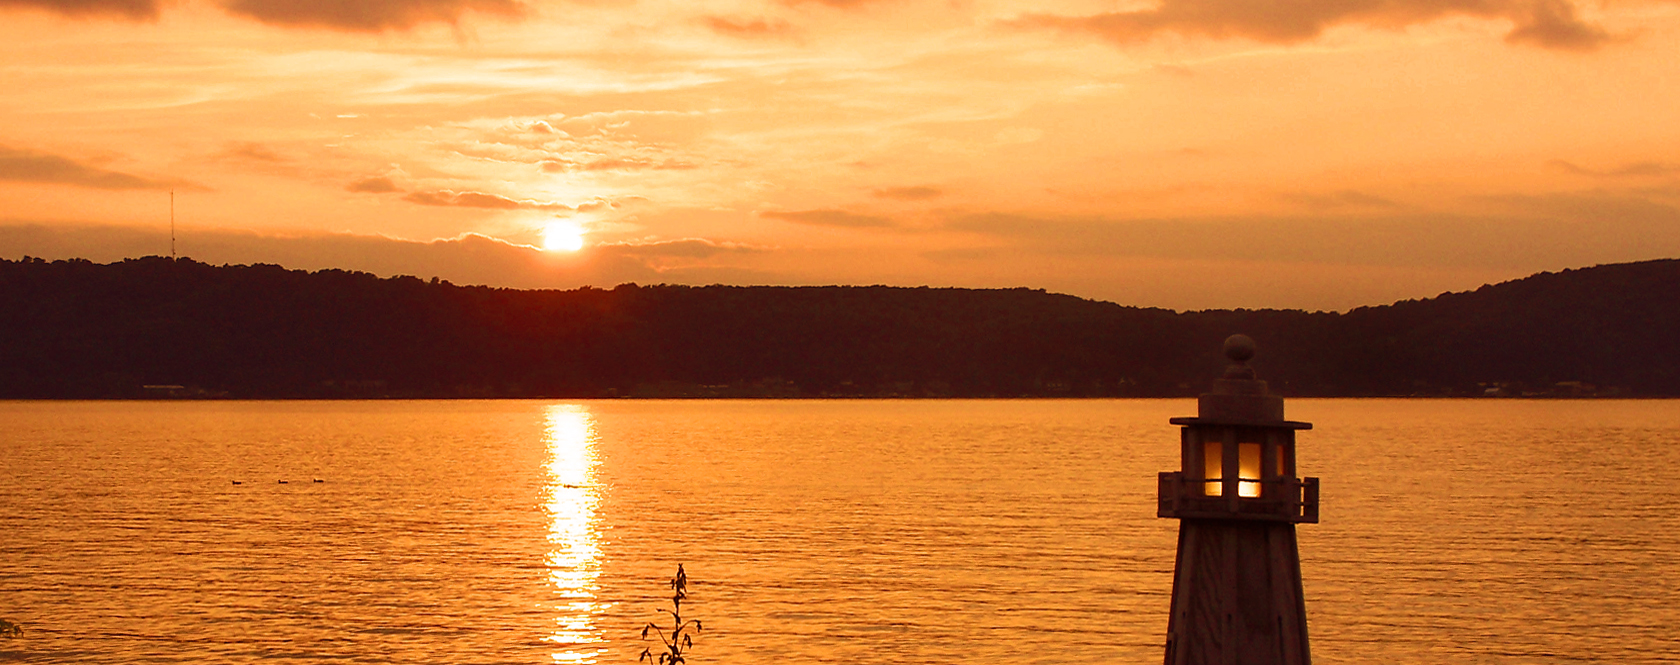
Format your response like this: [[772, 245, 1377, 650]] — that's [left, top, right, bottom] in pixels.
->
[[170, 189, 176, 260]]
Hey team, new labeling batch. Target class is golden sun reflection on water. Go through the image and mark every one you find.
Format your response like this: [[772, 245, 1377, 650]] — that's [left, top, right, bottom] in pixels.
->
[[543, 405, 607, 663]]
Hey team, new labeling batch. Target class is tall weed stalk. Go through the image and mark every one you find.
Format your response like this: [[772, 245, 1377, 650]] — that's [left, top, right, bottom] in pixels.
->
[[639, 565, 701, 664]]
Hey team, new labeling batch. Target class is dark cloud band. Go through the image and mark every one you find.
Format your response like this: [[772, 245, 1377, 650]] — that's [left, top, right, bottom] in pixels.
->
[[1014, 0, 1612, 51], [399, 189, 578, 212], [0, 146, 178, 190], [761, 209, 895, 228], [220, 0, 524, 31], [0, 0, 158, 19], [3, 0, 524, 30]]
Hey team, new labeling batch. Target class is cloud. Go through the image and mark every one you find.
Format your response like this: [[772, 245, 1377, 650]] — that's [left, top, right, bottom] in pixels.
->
[[760, 209, 895, 228], [1502, 0, 1611, 49], [782, 0, 880, 7], [218, 142, 288, 163], [218, 0, 525, 31], [1012, 0, 1612, 51], [601, 238, 766, 260], [402, 189, 569, 211], [0, 0, 159, 19], [1, 0, 527, 29], [443, 112, 710, 183], [527, 121, 564, 136], [1154, 63, 1197, 77], [1481, 190, 1680, 224], [539, 157, 698, 173], [872, 186, 943, 201], [346, 176, 402, 194], [1550, 160, 1680, 178], [944, 198, 1680, 269], [404, 190, 522, 209], [0, 145, 182, 190], [1281, 190, 1402, 211], [576, 197, 634, 213], [702, 15, 797, 38]]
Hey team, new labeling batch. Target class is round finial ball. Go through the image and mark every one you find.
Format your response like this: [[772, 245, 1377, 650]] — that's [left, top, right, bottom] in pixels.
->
[[1223, 334, 1256, 362]]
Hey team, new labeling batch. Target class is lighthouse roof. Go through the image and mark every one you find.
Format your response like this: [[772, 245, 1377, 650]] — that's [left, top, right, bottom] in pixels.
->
[[1169, 334, 1313, 430]]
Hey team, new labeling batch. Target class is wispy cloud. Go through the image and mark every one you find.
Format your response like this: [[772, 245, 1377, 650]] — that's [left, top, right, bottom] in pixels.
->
[[1011, 0, 1612, 51], [401, 190, 568, 211], [219, 0, 525, 31], [0, 145, 184, 190], [1550, 159, 1680, 178], [761, 209, 895, 228], [601, 237, 766, 259], [346, 176, 402, 194], [0, 0, 159, 19], [3, 0, 526, 30], [1281, 190, 1402, 212], [539, 157, 698, 173], [781, 0, 884, 7], [945, 197, 1680, 269], [872, 186, 943, 201], [702, 15, 797, 39], [218, 142, 288, 163]]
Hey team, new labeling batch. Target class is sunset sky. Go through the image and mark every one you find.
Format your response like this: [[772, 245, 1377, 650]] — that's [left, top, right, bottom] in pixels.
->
[[2, 0, 1678, 310]]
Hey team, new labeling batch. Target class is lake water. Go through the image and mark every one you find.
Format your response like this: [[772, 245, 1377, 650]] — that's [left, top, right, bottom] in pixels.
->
[[2, 399, 1678, 664]]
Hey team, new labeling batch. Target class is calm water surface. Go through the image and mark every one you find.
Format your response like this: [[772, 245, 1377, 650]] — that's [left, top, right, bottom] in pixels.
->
[[2, 399, 1678, 664]]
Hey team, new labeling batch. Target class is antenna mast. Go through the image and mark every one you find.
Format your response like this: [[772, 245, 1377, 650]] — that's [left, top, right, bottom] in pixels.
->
[[170, 189, 176, 260]]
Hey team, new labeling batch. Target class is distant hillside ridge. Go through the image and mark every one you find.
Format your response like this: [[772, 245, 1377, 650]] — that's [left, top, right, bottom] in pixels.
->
[[1, 256, 1676, 398]]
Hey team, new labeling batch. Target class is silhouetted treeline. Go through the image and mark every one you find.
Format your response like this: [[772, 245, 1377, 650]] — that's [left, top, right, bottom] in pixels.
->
[[2, 256, 1677, 399]]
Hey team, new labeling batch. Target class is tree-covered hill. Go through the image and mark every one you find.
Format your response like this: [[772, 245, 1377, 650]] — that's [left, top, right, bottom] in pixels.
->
[[1, 256, 1675, 398]]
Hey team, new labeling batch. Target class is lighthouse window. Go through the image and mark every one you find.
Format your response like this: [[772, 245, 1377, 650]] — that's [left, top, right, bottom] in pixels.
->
[[1203, 441, 1222, 497], [1238, 442, 1262, 498]]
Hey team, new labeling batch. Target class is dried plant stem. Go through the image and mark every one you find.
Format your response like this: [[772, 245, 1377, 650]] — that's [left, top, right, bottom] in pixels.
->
[[639, 565, 701, 664]]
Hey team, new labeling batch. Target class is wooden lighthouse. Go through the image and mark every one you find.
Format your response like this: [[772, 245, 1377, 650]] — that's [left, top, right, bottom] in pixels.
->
[[1158, 334, 1318, 665]]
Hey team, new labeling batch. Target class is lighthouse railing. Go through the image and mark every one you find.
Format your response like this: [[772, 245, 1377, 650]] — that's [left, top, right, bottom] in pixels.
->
[[1157, 472, 1319, 523]]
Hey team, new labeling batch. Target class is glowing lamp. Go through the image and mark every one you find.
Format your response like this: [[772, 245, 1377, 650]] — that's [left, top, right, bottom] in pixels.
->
[[1157, 334, 1318, 665]]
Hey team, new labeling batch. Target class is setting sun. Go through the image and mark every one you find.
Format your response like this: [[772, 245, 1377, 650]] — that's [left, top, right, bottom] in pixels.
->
[[542, 223, 585, 253]]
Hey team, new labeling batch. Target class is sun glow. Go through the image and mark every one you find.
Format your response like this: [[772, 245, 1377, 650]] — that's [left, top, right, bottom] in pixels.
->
[[542, 223, 586, 252]]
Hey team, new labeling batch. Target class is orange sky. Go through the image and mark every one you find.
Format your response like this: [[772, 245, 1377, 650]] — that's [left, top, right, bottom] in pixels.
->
[[2, 0, 1678, 310]]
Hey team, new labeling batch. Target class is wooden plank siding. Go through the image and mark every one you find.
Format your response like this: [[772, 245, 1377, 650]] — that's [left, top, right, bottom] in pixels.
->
[[1162, 521, 1311, 665]]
